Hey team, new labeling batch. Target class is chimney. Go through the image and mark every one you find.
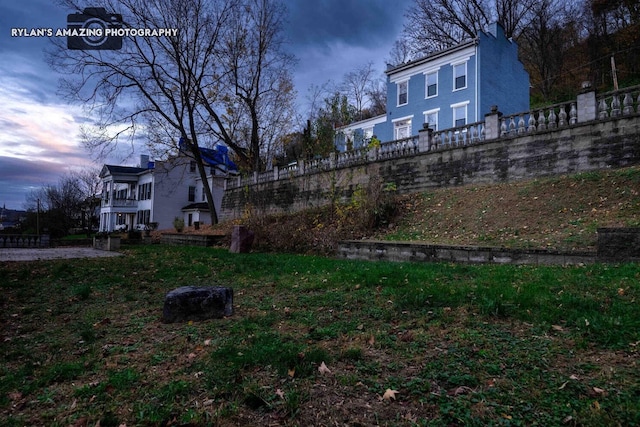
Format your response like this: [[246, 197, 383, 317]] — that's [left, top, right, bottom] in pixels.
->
[[139, 154, 150, 168]]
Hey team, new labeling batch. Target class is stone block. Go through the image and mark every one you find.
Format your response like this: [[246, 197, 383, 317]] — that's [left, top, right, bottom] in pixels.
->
[[162, 286, 233, 323], [229, 225, 254, 253], [597, 228, 640, 262]]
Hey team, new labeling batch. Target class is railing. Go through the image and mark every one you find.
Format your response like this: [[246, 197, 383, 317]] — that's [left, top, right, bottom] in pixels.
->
[[597, 85, 640, 119], [0, 234, 50, 248], [224, 84, 640, 190], [102, 198, 138, 208], [500, 100, 577, 137], [431, 122, 485, 149]]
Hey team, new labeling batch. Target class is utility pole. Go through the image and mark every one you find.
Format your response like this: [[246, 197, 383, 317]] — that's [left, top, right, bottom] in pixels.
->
[[36, 198, 40, 238], [611, 56, 619, 91]]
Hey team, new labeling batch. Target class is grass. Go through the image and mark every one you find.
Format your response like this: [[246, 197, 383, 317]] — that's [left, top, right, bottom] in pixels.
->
[[376, 166, 640, 251], [1, 245, 639, 426]]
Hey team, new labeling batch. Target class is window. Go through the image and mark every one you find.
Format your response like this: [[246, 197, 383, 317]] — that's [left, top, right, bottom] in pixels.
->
[[116, 188, 127, 200], [138, 183, 152, 200], [363, 126, 374, 142], [453, 62, 467, 90], [136, 210, 150, 225], [397, 80, 408, 106], [394, 118, 412, 140], [188, 186, 196, 202], [190, 161, 196, 172], [424, 109, 439, 131], [426, 71, 438, 98], [452, 103, 468, 127]]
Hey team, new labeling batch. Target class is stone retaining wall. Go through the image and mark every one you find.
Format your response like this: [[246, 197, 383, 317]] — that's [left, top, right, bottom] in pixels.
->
[[221, 114, 640, 221], [160, 233, 223, 246], [337, 240, 595, 266]]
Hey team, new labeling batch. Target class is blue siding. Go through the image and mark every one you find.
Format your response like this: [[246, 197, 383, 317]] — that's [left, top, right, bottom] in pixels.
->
[[477, 23, 529, 116], [341, 22, 529, 146]]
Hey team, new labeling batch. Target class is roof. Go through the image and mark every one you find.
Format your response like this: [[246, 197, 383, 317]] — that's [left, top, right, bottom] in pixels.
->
[[181, 202, 209, 211], [385, 39, 477, 77], [179, 139, 239, 173], [100, 164, 149, 178]]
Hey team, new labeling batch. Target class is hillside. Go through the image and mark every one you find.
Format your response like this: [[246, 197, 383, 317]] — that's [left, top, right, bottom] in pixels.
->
[[376, 166, 640, 252], [206, 166, 640, 254]]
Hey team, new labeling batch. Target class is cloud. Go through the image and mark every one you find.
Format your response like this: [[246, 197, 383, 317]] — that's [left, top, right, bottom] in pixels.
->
[[0, 0, 413, 209], [286, 0, 408, 50], [0, 156, 66, 209]]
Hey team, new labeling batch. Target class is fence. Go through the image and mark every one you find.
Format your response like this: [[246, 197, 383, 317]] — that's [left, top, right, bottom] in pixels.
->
[[225, 84, 640, 190], [0, 234, 50, 248]]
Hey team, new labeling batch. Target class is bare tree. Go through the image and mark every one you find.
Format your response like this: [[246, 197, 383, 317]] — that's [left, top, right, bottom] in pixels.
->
[[218, 0, 297, 171], [49, 0, 294, 223], [402, 0, 537, 56], [366, 76, 387, 118], [341, 62, 376, 120]]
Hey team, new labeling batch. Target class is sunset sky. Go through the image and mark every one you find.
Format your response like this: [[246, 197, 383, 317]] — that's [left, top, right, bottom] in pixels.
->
[[0, 0, 410, 210]]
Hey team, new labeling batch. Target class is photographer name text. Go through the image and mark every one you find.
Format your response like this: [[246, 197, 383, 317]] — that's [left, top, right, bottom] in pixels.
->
[[11, 28, 179, 37]]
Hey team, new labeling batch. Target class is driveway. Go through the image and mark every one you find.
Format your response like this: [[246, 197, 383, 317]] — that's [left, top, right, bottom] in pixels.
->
[[0, 247, 123, 262]]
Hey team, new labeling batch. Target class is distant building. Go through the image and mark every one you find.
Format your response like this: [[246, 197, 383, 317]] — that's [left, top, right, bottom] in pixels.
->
[[98, 146, 237, 232], [336, 22, 530, 149]]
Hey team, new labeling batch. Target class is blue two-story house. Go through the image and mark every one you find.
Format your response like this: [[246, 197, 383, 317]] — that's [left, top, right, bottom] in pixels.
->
[[337, 22, 529, 149]]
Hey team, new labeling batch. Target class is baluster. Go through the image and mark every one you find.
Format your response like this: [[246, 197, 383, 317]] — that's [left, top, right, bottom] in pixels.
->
[[480, 124, 485, 141], [598, 98, 609, 119], [558, 105, 567, 127], [444, 131, 451, 147], [537, 110, 546, 131], [500, 117, 508, 137], [611, 94, 621, 116], [430, 132, 438, 150], [548, 108, 557, 129], [527, 113, 536, 133], [622, 92, 633, 115], [470, 125, 478, 143], [509, 116, 517, 135], [569, 103, 577, 125], [517, 114, 526, 134]]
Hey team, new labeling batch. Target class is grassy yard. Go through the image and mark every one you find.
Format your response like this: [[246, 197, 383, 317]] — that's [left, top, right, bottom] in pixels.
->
[[1, 245, 639, 426]]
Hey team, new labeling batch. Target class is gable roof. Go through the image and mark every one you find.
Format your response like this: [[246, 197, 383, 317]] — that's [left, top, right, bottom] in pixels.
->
[[99, 164, 149, 178]]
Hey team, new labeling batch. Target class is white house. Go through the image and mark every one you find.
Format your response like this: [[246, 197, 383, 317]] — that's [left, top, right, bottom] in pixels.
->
[[98, 147, 237, 232]]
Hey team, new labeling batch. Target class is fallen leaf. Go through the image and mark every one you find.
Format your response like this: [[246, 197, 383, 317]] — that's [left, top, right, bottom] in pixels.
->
[[204, 339, 212, 346], [552, 325, 564, 331], [593, 387, 606, 394], [70, 417, 87, 427], [288, 367, 296, 378], [318, 362, 331, 374], [382, 389, 399, 401], [275, 389, 285, 399], [368, 335, 375, 345], [450, 386, 474, 396]]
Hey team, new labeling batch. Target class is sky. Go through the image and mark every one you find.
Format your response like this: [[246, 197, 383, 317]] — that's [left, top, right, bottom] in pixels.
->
[[0, 0, 410, 211]]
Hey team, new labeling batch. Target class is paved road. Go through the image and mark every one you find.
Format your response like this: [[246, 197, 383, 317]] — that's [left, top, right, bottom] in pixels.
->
[[0, 247, 123, 262]]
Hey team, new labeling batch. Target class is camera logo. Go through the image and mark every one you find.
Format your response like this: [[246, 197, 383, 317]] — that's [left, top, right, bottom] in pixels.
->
[[67, 7, 122, 50]]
